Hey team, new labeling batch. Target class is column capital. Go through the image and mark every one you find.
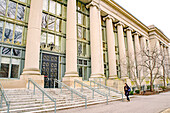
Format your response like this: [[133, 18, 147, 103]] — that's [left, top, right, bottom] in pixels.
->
[[103, 15, 116, 22], [124, 27, 133, 32], [86, 1, 99, 9], [115, 21, 125, 27], [133, 31, 141, 36]]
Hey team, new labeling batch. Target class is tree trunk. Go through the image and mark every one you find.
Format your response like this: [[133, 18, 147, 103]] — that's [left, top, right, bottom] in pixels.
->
[[150, 73, 153, 92]]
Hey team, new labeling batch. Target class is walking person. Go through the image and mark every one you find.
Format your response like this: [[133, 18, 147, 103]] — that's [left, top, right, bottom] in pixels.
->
[[124, 83, 131, 101]]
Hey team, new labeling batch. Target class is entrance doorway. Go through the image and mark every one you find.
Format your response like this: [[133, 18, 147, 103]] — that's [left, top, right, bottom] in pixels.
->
[[41, 53, 58, 88]]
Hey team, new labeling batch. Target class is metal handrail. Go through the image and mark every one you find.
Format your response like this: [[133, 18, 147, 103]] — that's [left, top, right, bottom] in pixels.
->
[[54, 79, 87, 108], [0, 82, 10, 113], [74, 79, 108, 104], [28, 78, 56, 113], [90, 80, 123, 101]]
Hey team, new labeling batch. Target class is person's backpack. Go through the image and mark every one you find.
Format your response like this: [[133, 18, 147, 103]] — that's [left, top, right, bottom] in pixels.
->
[[128, 88, 131, 92]]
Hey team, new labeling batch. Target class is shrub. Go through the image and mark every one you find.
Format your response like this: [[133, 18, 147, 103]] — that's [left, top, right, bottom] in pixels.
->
[[147, 85, 151, 90], [160, 86, 166, 90], [129, 91, 134, 95], [135, 90, 140, 94]]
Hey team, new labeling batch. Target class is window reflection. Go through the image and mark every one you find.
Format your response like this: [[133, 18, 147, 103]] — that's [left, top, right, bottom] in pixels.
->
[[17, 4, 25, 21], [0, 63, 9, 78], [42, 13, 48, 28], [41, 32, 46, 47], [0, 0, 7, 16], [4, 22, 13, 42], [43, 0, 48, 11], [0, 21, 4, 41], [48, 33, 54, 44], [11, 64, 19, 78], [7, 1, 16, 19], [49, 0, 55, 14], [12, 49, 21, 56], [2, 47, 11, 55], [78, 13, 82, 24], [55, 36, 59, 50], [57, 3, 61, 16], [48, 16, 55, 31], [14, 25, 23, 44], [56, 18, 61, 32], [19, 0, 26, 3], [78, 26, 82, 38]]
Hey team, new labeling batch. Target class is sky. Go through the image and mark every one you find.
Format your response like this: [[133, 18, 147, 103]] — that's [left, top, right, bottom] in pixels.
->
[[113, 0, 170, 39]]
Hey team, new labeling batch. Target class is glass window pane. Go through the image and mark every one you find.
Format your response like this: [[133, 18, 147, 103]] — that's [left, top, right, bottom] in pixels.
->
[[55, 35, 59, 50], [83, 28, 86, 39], [2, 47, 11, 55], [4, 22, 13, 43], [56, 18, 61, 32], [41, 32, 46, 44], [78, 42, 82, 55], [18, 0, 26, 3], [83, 15, 86, 26], [48, 15, 55, 31], [43, 0, 48, 11], [12, 48, 21, 56], [0, 0, 7, 16], [49, 0, 55, 14], [0, 21, 4, 41], [42, 13, 48, 28], [17, 4, 25, 21], [78, 26, 82, 38], [0, 63, 9, 78], [14, 25, 23, 44], [62, 5, 66, 18], [11, 64, 19, 78], [78, 13, 82, 24], [47, 33, 54, 44], [7, 1, 16, 19], [57, 3, 61, 16], [78, 2, 81, 10]]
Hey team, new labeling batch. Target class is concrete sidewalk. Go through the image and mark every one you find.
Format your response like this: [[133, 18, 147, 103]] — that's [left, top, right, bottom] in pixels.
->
[[56, 91, 170, 113]]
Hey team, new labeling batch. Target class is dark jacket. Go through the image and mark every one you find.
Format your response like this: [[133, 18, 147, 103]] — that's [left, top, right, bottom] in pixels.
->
[[124, 85, 130, 96]]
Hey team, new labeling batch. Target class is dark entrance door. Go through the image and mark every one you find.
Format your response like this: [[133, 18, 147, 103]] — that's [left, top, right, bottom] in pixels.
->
[[41, 53, 58, 88]]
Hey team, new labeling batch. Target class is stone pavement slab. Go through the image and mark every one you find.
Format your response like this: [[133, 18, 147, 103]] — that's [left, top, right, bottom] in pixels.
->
[[56, 91, 170, 113]]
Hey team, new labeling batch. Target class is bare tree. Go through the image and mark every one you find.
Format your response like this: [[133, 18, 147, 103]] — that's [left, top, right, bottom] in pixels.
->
[[141, 46, 162, 92]]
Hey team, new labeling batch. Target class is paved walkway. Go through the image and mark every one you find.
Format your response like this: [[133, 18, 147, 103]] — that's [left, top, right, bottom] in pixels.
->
[[57, 91, 170, 113]]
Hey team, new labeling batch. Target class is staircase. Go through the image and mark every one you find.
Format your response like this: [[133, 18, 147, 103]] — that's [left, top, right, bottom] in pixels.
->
[[0, 81, 124, 113]]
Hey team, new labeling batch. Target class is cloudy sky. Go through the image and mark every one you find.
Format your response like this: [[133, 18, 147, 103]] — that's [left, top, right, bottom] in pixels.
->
[[113, 0, 170, 38]]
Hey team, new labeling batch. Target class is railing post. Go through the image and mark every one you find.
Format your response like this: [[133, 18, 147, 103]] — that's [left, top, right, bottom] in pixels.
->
[[92, 90, 94, 99], [54, 99, 56, 113], [71, 91, 73, 101], [81, 85, 83, 92], [42, 93, 44, 104], [7, 103, 9, 113], [33, 85, 35, 95], [90, 81, 91, 87], [122, 93, 123, 102], [74, 81, 75, 88], [85, 98, 87, 109], [109, 89, 110, 96], [106, 95, 108, 105], [0, 92, 2, 108], [28, 80, 30, 89], [60, 83, 62, 94]]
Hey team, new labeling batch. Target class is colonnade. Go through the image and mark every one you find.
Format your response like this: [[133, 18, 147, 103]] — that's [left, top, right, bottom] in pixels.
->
[[21, 0, 169, 84]]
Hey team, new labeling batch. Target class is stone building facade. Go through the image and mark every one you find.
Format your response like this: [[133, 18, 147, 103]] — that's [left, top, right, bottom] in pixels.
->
[[0, 0, 169, 89]]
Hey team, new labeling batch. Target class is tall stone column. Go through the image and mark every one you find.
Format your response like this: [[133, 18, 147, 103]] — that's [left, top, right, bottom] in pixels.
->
[[63, 0, 79, 86], [126, 27, 136, 78], [140, 36, 147, 51], [20, 0, 44, 87], [87, 1, 104, 78], [104, 15, 117, 79], [116, 22, 128, 79], [133, 32, 143, 77]]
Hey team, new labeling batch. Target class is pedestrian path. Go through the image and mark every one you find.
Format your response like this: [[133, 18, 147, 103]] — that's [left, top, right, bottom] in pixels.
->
[[56, 91, 170, 113]]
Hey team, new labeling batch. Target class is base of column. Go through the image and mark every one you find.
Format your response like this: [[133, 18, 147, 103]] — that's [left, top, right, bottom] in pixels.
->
[[64, 71, 79, 77], [62, 75, 82, 88], [22, 68, 41, 75], [20, 74, 44, 88], [108, 75, 117, 79], [107, 78, 124, 92], [90, 73, 105, 78]]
